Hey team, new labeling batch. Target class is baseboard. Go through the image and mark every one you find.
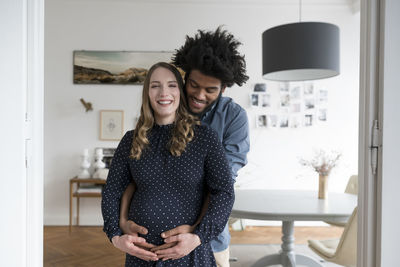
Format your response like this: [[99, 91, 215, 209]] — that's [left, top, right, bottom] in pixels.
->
[[44, 215, 103, 226]]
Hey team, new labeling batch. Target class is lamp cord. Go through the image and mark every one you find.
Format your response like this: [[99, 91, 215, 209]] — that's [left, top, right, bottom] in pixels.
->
[[299, 0, 302, 22]]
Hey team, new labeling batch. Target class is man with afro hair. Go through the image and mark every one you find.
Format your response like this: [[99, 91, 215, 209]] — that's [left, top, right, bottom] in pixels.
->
[[120, 27, 250, 267], [162, 26, 250, 266]]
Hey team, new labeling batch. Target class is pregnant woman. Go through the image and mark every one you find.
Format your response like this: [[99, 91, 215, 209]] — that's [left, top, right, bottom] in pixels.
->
[[101, 62, 234, 266]]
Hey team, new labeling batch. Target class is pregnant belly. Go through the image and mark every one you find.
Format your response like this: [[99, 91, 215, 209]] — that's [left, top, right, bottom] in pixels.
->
[[129, 194, 202, 245]]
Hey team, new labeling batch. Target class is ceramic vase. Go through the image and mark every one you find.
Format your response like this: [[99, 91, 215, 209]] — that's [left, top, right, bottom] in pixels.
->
[[318, 173, 329, 199]]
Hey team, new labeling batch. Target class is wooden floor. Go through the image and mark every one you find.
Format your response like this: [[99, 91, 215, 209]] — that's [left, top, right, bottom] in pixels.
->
[[44, 226, 343, 266]]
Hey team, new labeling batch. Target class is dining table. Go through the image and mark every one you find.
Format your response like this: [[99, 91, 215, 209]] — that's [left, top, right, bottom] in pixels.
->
[[231, 189, 357, 267]]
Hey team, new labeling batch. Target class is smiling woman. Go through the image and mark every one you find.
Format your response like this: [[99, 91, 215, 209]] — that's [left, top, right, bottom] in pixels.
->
[[148, 67, 180, 125], [101, 62, 235, 266]]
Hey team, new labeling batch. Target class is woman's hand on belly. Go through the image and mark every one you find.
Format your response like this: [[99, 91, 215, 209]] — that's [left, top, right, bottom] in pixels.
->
[[149, 224, 195, 252]]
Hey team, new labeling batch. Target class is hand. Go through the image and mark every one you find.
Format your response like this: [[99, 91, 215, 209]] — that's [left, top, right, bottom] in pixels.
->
[[150, 224, 195, 252], [120, 219, 149, 236], [111, 235, 158, 262], [120, 219, 154, 250], [154, 233, 201, 261]]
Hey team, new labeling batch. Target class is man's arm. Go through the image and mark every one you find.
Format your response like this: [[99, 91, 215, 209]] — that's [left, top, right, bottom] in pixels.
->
[[120, 182, 135, 225], [222, 107, 250, 181], [119, 182, 149, 235]]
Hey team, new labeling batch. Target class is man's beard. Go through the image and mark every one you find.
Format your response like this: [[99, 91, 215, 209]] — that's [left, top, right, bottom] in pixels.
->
[[187, 90, 222, 118]]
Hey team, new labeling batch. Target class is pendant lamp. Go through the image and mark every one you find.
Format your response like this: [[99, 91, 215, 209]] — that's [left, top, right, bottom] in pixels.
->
[[262, 2, 340, 81]]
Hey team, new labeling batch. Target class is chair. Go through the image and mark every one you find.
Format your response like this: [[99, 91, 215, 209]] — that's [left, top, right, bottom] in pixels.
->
[[308, 206, 357, 267], [324, 175, 358, 226]]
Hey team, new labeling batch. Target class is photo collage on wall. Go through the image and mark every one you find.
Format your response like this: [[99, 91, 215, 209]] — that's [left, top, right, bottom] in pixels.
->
[[250, 82, 328, 129]]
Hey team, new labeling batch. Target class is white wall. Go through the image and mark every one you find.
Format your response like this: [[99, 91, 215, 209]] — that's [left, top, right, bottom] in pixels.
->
[[45, 0, 360, 225]]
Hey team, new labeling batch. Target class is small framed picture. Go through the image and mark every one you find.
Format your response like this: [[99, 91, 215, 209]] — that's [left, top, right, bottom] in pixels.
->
[[289, 115, 301, 128], [290, 103, 301, 113], [319, 89, 328, 102], [304, 114, 313, 126], [304, 98, 315, 110], [280, 82, 289, 92], [290, 85, 301, 100], [304, 82, 314, 95], [254, 83, 267, 92], [280, 115, 289, 128], [256, 114, 268, 128], [318, 109, 327, 121], [250, 93, 259, 107], [280, 94, 290, 107], [100, 110, 124, 141], [261, 93, 271, 107], [267, 115, 278, 128]]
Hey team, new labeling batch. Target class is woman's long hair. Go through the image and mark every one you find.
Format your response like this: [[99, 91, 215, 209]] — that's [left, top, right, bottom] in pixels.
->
[[130, 62, 199, 159]]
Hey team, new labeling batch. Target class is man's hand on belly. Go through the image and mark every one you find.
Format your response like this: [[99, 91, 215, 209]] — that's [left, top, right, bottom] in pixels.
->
[[120, 219, 156, 250], [153, 232, 201, 261], [111, 235, 158, 262]]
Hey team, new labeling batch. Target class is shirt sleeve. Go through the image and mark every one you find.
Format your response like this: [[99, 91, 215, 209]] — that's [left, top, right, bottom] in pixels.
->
[[223, 108, 250, 181], [101, 131, 133, 241], [193, 128, 235, 245]]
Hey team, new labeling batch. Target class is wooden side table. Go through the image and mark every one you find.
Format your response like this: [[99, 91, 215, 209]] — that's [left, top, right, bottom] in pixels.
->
[[69, 177, 106, 231]]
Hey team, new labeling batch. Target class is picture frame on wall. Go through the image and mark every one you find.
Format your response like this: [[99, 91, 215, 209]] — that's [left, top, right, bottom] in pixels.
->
[[256, 114, 268, 128], [100, 110, 124, 141], [250, 93, 259, 107], [267, 115, 278, 128], [253, 83, 267, 92], [261, 93, 271, 107], [73, 50, 174, 85]]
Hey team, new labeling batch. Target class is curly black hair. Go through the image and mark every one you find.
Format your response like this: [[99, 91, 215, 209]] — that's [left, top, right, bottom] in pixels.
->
[[172, 26, 249, 88]]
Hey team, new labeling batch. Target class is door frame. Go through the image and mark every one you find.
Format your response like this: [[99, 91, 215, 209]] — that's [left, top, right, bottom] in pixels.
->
[[26, 0, 44, 266], [28, 0, 382, 266], [358, 0, 383, 266]]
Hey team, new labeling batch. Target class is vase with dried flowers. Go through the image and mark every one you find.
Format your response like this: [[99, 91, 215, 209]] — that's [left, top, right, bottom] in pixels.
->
[[299, 149, 342, 199]]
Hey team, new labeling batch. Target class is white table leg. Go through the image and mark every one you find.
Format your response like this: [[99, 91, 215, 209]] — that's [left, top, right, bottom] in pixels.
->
[[251, 221, 296, 267], [295, 254, 323, 267], [280, 221, 296, 267], [251, 221, 323, 267], [252, 254, 281, 267]]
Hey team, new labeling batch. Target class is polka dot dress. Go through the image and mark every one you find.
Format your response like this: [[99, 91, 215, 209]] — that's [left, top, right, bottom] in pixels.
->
[[102, 124, 234, 267]]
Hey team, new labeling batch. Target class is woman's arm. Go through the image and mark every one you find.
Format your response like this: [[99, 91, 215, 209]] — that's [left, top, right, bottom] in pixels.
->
[[192, 127, 235, 244], [101, 131, 157, 260], [101, 131, 134, 240]]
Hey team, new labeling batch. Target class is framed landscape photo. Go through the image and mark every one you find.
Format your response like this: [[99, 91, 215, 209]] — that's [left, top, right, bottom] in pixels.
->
[[100, 110, 124, 141], [73, 51, 174, 85]]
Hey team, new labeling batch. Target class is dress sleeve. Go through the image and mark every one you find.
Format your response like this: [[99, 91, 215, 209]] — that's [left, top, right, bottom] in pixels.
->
[[101, 131, 133, 241], [223, 108, 250, 181], [193, 128, 235, 245]]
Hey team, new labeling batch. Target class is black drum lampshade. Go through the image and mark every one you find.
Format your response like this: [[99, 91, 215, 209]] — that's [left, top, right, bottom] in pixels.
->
[[262, 22, 340, 81]]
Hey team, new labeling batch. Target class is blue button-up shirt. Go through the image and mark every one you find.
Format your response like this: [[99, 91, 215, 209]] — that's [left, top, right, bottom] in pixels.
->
[[201, 96, 250, 252]]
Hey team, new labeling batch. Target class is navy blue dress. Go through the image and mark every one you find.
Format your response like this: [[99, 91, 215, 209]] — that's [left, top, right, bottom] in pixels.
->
[[101, 124, 234, 266]]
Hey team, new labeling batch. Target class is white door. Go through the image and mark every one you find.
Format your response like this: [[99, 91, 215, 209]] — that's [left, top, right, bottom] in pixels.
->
[[0, 0, 44, 266]]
